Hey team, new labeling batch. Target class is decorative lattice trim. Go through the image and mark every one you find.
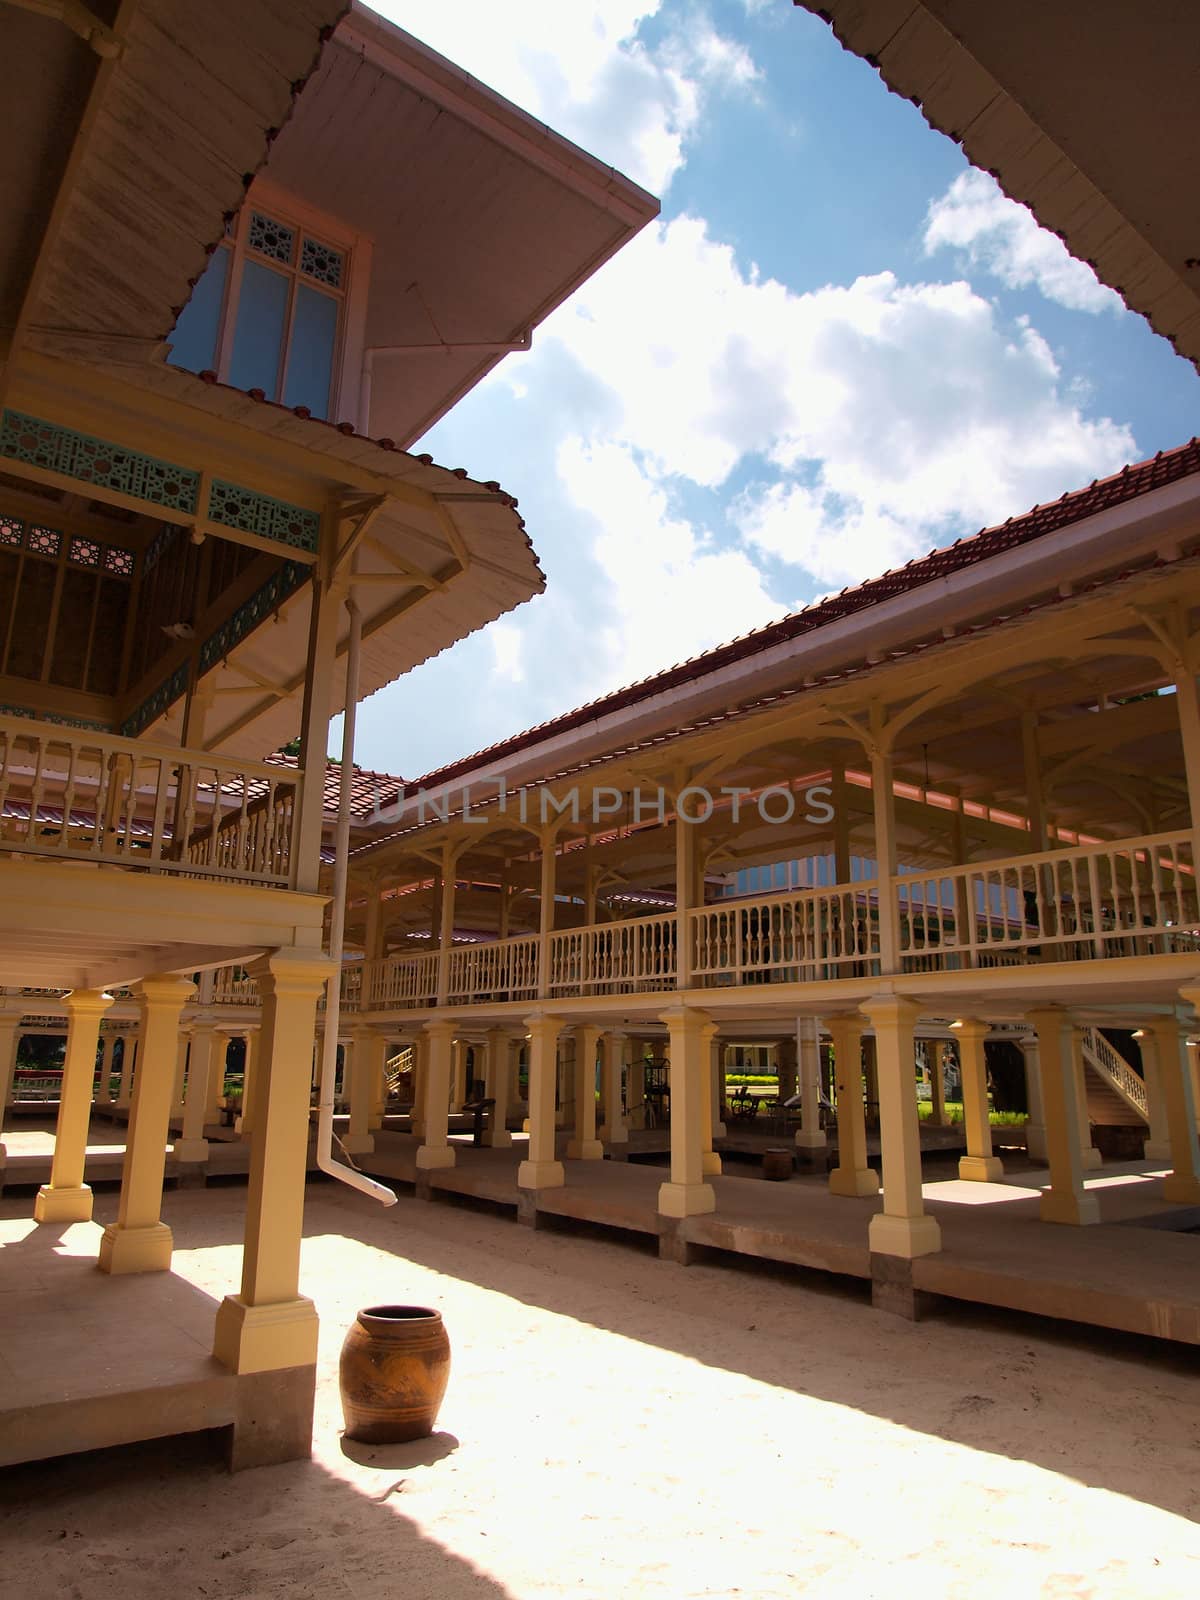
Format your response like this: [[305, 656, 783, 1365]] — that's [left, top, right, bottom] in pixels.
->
[[103, 546, 134, 578], [300, 237, 344, 290], [248, 211, 295, 266], [199, 560, 309, 672], [28, 525, 61, 558], [0, 703, 111, 732], [0, 516, 22, 548], [0, 411, 200, 514], [208, 480, 320, 552], [68, 536, 101, 568], [120, 662, 188, 739]]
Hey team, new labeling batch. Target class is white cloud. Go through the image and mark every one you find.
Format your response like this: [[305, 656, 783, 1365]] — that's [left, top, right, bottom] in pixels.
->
[[558, 437, 783, 685], [369, 1, 759, 192], [923, 170, 1124, 315], [488, 622, 525, 683]]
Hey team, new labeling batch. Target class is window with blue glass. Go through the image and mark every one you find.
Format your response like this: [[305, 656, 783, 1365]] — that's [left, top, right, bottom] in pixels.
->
[[169, 205, 349, 421]]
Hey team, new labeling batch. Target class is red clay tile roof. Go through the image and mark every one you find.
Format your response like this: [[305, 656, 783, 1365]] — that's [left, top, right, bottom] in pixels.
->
[[265, 752, 403, 820], [384, 436, 1200, 802]]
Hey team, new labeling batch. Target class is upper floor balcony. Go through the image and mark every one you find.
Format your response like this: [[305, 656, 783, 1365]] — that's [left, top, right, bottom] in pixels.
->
[[336, 827, 1200, 1016]]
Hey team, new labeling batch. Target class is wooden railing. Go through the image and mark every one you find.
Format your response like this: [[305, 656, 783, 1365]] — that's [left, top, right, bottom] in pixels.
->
[[210, 967, 258, 1005], [332, 831, 1199, 1011], [447, 935, 539, 1003], [690, 883, 880, 986], [896, 829, 1198, 969], [548, 915, 676, 995], [0, 714, 303, 888]]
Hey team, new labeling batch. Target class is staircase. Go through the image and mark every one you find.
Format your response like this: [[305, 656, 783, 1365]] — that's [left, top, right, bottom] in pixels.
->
[[1080, 1028, 1149, 1127], [385, 1046, 413, 1101]]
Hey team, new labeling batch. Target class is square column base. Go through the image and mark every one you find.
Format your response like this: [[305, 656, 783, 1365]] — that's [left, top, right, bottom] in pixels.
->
[[1143, 1140, 1172, 1162], [98, 1221, 173, 1274], [33, 1184, 93, 1223], [1025, 1124, 1048, 1162], [868, 1211, 941, 1259], [958, 1154, 1005, 1182], [794, 1130, 828, 1150], [227, 1364, 316, 1471], [415, 1145, 456, 1171], [517, 1158, 565, 1189], [1039, 1188, 1101, 1225], [829, 1166, 879, 1198], [172, 1137, 209, 1163], [565, 1139, 604, 1160], [1161, 1173, 1200, 1204], [701, 1151, 723, 1176], [213, 1294, 319, 1375], [481, 1129, 513, 1148], [341, 1133, 375, 1156], [1082, 1146, 1103, 1169], [657, 1180, 715, 1218]]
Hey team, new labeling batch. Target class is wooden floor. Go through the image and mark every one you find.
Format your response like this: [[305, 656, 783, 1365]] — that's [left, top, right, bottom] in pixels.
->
[[4, 1114, 1199, 1362]]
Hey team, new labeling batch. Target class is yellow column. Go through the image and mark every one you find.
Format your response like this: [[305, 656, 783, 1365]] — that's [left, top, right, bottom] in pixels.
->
[[211, 950, 330, 1374], [711, 1033, 727, 1139], [235, 1028, 258, 1136], [1151, 1008, 1200, 1204], [1136, 1027, 1173, 1162], [95, 1030, 116, 1108], [173, 1021, 216, 1163], [860, 996, 939, 1257], [657, 1005, 716, 1218], [518, 1014, 565, 1189], [1188, 1038, 1200, 1133], [795, 1017, 827, 1152], [1071, 1027, 1103, 1168], [99, 974, 196, 1272], [0, 1011, 24, 1167], [416, 1019, 456, 1171], [409, 1034, 427, 1138], [927, 1039, 946, 1127], [344, 1029, 382, 1156], [566, 1024, 603, 1159], [34, 987, 113, 1223], [449, 1036, 468, 1115], [369, 1042, 387, 1131], [482, 1027, 514, 1148], [954, 1019, 1003, 1181], [1027, 1008, 1100, 1225], [172, 1029, 189, 1120], [206, 1029, 229, 1127], [827, 1013, 877, 1197], [698, 1020, 722, 1176], [602, 1030, 629, 1149], [117, 1029, 137, 1108]]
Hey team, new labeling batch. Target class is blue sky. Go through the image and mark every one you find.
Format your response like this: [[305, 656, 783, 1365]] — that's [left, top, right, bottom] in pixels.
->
[[352, 0, 1200, 778]]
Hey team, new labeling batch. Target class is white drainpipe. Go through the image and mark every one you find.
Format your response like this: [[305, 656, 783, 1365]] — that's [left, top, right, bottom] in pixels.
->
[[316, 592, 396, 1206]]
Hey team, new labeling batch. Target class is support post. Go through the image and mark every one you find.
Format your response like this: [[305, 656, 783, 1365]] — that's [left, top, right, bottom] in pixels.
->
[[827, 1014, 877, 1197], [954, 1019, 1003, 1181], [657, 1006, 716, 1217], [0, 1012, 24, 1174], [536, 830, 557, 999], [565, 1025, 603, 1159], [698, 1021, 721, 1176], [1137, 1027, 1173, 1162], [344, 1030, 381, 1156], [482, 1028, 514, 1147], [602, 1030, 629, 1150], [1019, 1031, 1048, 1161], [34, 988, 114, 1223], [99, 975, 196, 1272], [95, 1030, 115, 1107], [174, 1021, 217, 1164], [927, 1039, 946, 1127], [518, 1014, 565, 1189], [860, 996, 939, 1257], [1071, 1027, 1103, 1169], [235, 1028, 258, 1136], [795, 1016, 827, 1151], [211, 950, 330, 1371], [869, 742, 900, 974], [1027, 1008, 1100, 1225], [1150, 1010, 1200, 1203], [415, 1020, 456, 1172]]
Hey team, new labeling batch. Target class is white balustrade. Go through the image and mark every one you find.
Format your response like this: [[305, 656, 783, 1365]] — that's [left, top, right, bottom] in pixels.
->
[[446, 935, 539, 1002], [548, 914, 676, 995], [896, 829, 1197, 970], [690, 883, 880, 986], [0, 713, 302, 887]]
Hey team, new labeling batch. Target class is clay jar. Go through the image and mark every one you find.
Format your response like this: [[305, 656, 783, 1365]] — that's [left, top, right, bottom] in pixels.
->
[[339, 1305, 451, 1443], [762, 1148, 794, 1181]]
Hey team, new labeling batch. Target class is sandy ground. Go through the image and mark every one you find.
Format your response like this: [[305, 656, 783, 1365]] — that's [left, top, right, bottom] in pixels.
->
[[1, 1179, 1199, 1600]]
